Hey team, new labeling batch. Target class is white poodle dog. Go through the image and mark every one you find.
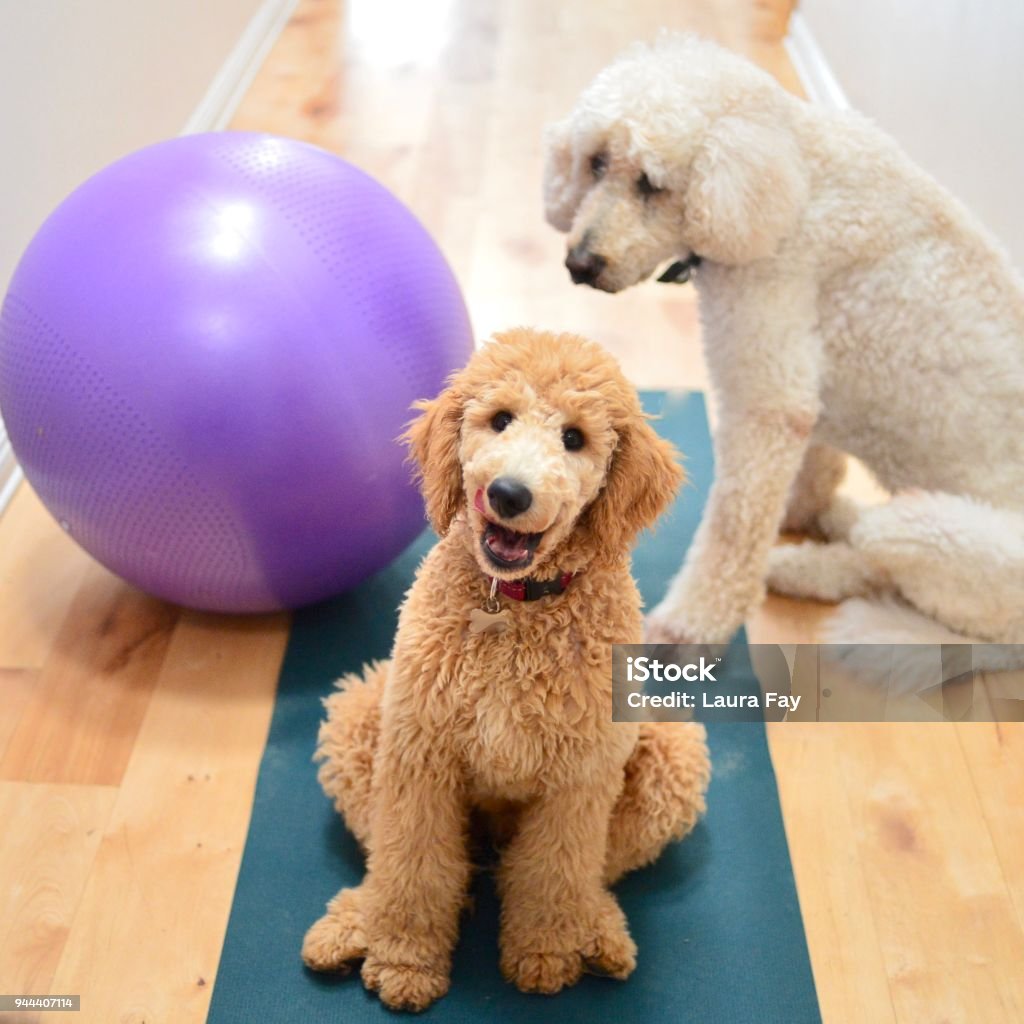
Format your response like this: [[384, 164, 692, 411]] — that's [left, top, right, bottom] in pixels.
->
[[543, 33, 1024, 645]]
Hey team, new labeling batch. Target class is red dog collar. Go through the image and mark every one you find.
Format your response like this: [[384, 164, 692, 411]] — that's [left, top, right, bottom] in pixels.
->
[[495, 572, 575, 602]]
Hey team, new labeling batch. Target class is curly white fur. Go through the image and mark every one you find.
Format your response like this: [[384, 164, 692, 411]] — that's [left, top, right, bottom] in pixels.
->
[[544, 33, 1024, 644]]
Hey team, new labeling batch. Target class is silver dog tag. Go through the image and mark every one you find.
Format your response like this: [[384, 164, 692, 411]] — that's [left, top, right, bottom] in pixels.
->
[[469, 607, 511, 635]]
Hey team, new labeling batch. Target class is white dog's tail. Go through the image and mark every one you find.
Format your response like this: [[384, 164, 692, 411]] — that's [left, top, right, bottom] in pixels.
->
[[847, 492, 1024, 644], [822, 596, 978, 645], [822, 597, 1023, 699]]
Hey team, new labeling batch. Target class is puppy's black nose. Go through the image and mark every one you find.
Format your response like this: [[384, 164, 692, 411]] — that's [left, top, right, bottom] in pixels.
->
[[565, 246, 607, 286], [487, 477, 532, 519]]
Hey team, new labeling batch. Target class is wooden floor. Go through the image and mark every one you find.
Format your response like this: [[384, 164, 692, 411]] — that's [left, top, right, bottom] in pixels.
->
[[1, 1, 1022, 1021]]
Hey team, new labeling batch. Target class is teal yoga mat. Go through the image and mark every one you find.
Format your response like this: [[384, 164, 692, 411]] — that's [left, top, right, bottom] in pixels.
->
[[207, 392, 821, 1023]]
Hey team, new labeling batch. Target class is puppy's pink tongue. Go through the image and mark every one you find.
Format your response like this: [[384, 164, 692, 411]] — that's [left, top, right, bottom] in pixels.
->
[[486, 527, 529, 562]]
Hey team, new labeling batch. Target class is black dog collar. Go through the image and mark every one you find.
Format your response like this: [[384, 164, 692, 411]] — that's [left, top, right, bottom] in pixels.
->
[[657, 253, 702, 284]]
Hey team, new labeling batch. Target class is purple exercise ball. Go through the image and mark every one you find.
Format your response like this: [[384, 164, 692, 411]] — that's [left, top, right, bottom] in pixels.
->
[[0, 133, 472, 612]]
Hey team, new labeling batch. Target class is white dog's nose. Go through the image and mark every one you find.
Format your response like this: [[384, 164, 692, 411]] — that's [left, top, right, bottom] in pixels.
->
[[566, 245, 607, 286]]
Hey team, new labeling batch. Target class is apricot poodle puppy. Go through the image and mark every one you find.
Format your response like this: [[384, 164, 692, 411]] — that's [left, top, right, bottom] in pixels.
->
[[302, 328, 710, 1011]]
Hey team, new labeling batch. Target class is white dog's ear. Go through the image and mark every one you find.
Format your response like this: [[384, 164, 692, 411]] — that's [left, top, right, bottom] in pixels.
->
[[685, 114, 808, 264], [542, 117, 585, 232]]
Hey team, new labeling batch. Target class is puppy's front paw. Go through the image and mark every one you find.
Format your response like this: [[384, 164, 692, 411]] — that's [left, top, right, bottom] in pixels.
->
[[361, 957, 449, 1012], [301, 887, 367, 973], [580, 903, 637, 979], [506, 951, 583, 994], [501, 897, 637, 994]]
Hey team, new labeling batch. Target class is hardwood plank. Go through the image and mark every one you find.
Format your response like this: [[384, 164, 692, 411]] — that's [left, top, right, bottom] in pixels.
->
[[230, 0, 346, 151], [956, 722, 1024, 929], [0, 669, 37, 760], [0, 565, 178, 786], [0, 484, 90, 671], [839, 724, 1024, 1022], [761, 600, 1024, 1021], [0, 783, 116, 1004], [770, 725, 897, 1024], [47, 611, 287, 1024]]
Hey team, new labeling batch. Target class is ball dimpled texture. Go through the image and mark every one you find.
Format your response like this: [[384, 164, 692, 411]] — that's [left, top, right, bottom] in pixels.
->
[[0, 133, 473, 612]]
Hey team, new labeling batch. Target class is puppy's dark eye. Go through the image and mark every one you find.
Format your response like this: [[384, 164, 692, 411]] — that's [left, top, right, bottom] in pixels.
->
[[491, 410, 513, 432], [562, 427, 585, 451], [637, 172, 663, 198], [589, 152, 608, 179]]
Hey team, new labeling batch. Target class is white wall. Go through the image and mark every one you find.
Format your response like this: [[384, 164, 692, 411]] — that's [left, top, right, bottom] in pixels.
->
[[0, 0, 292, 510], [0, 0, 275, 292], [798, 0, 1024, 269]]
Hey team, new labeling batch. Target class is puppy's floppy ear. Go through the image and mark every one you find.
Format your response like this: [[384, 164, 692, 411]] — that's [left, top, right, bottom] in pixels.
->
[[684, 113, 808, 264], [543, 117, 586, 232], [579, 415, 684, 559], [404, 382, 465, 535]]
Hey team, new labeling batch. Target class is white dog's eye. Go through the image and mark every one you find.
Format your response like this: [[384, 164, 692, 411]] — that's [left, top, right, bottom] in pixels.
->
[[491, 410, 514, 433], [589, 152, 608, 179], [637, 172, 664, 198], [562, 427, 585, 451]]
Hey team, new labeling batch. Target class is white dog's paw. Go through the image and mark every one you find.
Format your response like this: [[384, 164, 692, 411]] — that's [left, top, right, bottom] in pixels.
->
[[644, 600, 735, 646], [767, 541, 883, 603], [766, 542, 834, 600], [816, 494, 861, 542], [850, 491, 964, 564], [644, 605, 694, 644]]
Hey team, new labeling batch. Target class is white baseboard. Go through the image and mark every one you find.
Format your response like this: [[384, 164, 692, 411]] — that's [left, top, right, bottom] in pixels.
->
[[0, 0, 297, 518], [183, 0, 299, 134], [0, 454, 22, 513], [0, 413, 20, 516], [0, 421, 21, 511], [784, 12, 850, 110]]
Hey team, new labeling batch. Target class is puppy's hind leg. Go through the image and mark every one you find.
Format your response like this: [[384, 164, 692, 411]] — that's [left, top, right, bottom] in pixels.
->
[[604, 723, 711, 885], [303, 885, 368, 973], [303, 666, 386, 974], [315, 660, 388, 851]]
